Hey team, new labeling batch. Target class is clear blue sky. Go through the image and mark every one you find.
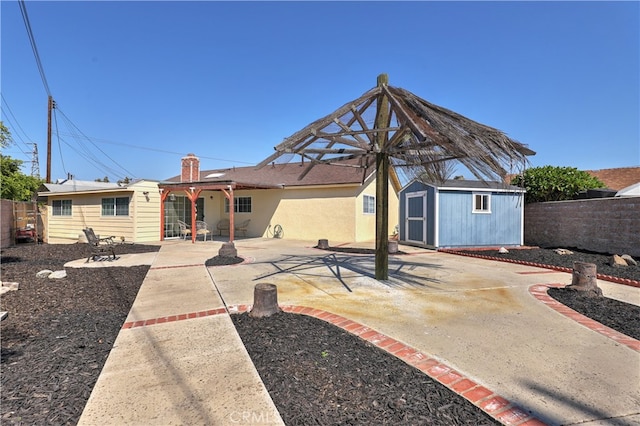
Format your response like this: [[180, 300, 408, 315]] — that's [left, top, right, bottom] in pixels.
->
[[2, 1, 638, 183]]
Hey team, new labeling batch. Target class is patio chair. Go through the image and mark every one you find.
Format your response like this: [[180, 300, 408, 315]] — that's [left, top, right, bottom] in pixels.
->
[[83, 227, 117, 262], [176, 220, 191, 240], [234, 219, 251, 237], [216, 219, 230, 236], [196, 220, 212, 241]]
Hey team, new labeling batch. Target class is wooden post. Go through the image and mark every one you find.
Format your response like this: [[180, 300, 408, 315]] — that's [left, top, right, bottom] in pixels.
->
[[568, 262, 602, 297], [249, 283, 281, 318], [375, 73, 390, 280]]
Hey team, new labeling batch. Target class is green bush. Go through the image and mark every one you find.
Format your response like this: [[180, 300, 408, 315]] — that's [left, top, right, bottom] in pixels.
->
[[511, 165, 605, 203]]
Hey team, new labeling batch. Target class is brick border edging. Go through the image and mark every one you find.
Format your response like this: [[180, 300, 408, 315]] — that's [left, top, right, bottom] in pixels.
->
[[529, 284, 640, 352], [122, 304, 546, 425], [439, 249, 640, 288]]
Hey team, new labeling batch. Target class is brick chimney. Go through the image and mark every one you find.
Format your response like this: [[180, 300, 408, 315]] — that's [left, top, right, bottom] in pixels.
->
[[181, 153, 200, 183]]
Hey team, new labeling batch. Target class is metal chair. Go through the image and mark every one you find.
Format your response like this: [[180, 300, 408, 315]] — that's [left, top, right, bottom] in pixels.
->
[[176, 220, 192, 240], [196, 220, 211, 241]]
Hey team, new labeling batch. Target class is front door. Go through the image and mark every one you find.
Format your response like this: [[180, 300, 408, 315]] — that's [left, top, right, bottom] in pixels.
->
[[405, 191, 426, 245]]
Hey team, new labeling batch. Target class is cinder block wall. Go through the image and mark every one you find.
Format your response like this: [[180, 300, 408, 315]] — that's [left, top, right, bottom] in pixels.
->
[[524, 197, 640, 257], [1, 199, 15, 248]]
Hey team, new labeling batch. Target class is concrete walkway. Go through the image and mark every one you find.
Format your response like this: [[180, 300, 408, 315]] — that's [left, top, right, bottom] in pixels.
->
[[77, 238, 640, 426]]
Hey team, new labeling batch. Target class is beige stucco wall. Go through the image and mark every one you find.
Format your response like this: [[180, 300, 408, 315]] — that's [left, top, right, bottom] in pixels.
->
[[45, 181, 161, 244], [201, 176, 399, 244]]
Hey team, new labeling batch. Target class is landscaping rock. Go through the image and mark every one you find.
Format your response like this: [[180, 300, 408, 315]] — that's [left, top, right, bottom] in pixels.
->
[[611, 254, 627, 267], [36, 269, 53, 278], [554, 248, 574, 255], [48, 270, 67, 280], [621, 254, 637, 266], [0, 282, 19, 295], [499, 247, 509, 253]]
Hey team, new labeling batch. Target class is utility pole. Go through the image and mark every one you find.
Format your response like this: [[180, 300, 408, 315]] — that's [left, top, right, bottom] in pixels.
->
[[46, 95, 54, 183]]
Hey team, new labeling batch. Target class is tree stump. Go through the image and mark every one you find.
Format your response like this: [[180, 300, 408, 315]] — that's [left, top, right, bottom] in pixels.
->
[[218, 242, 237, 258], [249, 283, 281, 318], [567, 261, 602, 297], [317, 239, 329, 249]]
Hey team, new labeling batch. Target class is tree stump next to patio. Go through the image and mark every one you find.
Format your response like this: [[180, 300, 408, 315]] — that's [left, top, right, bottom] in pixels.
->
[[567, 261, 602, 297], [249, 283, 281, 318], [317, 239, 329, 249], [218, 242, 238, 258]]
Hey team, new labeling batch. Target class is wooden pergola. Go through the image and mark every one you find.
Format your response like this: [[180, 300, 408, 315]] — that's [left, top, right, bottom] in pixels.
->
[[158, 181, 281, 243], [256, 74, 535, 280]]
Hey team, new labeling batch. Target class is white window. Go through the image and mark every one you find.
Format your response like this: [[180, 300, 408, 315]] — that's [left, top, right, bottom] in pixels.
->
[[473, 193, 491, 213], [225, 196, 252, 213], [363, 195, 375, 214], [52, 199, 72, 216], [102, 197, 130, 216]]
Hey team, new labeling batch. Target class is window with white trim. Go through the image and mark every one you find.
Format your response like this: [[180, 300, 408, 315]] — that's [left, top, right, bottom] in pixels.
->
[[363, 195, 375, 214], [473, 193, 491, 213], [224, 196, 252, 213], [102, 197, 130, 216], [52, 199, 72, 216]]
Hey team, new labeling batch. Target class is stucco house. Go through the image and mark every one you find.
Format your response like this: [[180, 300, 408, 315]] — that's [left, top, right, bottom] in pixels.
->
[[159, 154, 400, 243], [38, 154, 400, 244], [38, 179, 161, 244], [398, 179, 525, 249]]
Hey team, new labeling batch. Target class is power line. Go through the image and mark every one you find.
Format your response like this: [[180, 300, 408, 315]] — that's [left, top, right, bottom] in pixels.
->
[[19, 0, 51, 97], [1, 95, 34, 153], [55, 132, 256, 165], [53, 105, 136, 180]]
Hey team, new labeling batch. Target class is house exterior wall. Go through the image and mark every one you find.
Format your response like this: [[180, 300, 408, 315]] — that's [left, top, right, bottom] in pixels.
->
[[524, 197, 640, 257], [438, 191, 523, 247], [202, 177, 398, 243], [45, 181, 161, 244]]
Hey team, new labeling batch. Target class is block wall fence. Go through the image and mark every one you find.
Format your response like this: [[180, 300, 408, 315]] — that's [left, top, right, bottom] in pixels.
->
[[524, 197, 640, 257]]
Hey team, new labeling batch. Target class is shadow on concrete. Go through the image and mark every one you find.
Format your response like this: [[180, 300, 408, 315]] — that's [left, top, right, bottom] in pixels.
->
[[252, 252, 444, 291], [521, 379, 639, 426]]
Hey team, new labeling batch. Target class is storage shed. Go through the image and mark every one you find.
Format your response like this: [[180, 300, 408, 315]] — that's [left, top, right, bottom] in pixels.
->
[[399, 179, 525, 249]]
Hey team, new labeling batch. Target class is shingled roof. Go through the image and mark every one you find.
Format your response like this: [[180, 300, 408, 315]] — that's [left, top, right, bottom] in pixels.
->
[[165, 160, 376, 188], [586, 167, 640, 191]]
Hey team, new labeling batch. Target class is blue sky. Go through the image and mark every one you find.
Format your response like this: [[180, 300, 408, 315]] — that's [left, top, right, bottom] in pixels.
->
[[2, 1, 638, 183]]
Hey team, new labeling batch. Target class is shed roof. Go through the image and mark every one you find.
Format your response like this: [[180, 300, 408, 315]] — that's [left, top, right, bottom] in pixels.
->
[[405, 179, 524, 193]]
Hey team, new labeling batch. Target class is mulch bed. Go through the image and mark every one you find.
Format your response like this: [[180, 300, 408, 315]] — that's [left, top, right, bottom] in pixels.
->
[[453, 247, 640, 283], [1, 243, 159, 425], [232, 312, 499, 425], [1, 243, 638, 425]]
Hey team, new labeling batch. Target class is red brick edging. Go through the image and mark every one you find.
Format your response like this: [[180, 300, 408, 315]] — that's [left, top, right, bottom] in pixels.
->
[[122, 305, 546, 425], [439, 249, 640, 288], [529, 284, 640, 352]]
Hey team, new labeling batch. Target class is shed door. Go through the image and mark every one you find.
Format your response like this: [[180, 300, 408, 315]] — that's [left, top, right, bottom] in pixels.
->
[[405, 191, 426, 245]]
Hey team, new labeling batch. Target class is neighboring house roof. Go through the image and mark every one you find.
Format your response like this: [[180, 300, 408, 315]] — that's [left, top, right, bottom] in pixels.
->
[[165, 161, 377, 188], [37, 179, 153, 196], [616, 182, 640, 197], [408, 179, 524, 193], [586, 167, 640, 191]]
